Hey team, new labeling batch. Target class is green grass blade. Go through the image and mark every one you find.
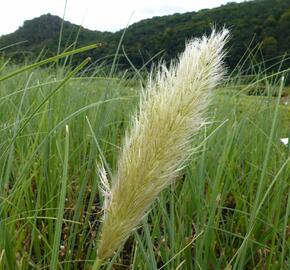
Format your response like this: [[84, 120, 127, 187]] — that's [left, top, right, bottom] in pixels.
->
[[0, 44, 97, 82], [50, 125, 70, 270]]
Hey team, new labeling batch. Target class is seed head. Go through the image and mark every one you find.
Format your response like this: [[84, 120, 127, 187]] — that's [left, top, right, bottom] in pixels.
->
[[96, 29, 229, 262]]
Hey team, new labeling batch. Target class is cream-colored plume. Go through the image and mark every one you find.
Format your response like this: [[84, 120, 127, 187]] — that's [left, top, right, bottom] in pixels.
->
[[95, 29, 229, 265]]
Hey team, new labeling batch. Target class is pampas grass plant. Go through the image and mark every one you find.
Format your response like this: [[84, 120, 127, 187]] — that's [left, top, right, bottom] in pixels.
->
[[93, 29, 229, 269]]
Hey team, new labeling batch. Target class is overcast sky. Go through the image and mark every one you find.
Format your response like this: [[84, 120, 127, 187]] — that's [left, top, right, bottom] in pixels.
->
[[0, 0, 245, 35]]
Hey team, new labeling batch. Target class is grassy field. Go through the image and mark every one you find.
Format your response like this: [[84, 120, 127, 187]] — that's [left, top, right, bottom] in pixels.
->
[[0, 53, 289, 270]]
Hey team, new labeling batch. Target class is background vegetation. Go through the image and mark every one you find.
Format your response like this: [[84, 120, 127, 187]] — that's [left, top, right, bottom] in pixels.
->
[[1, 0, 290, 73]]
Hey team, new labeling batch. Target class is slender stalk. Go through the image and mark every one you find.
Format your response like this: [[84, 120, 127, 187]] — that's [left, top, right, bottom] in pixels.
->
[[0, 44, 97, 82], [50, 125, 70, 270], [57, 0, 68, 55]]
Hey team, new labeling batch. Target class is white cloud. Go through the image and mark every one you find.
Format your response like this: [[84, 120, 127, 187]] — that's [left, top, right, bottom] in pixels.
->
[[0, 0, 244, 35]]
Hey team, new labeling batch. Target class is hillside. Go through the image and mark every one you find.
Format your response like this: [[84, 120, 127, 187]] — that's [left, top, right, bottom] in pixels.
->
[[0, 14, 112, 58], [116, 0, 290, 69], [1, 0, 290, 71]]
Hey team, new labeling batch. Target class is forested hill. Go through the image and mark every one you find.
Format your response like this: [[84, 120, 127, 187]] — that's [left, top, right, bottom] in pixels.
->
[[1, 0, 290, 71], [0, 14, 112, 56]]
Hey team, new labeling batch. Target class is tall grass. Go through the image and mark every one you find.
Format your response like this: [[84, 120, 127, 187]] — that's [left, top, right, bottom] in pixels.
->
[[0, 47, 289, 269]]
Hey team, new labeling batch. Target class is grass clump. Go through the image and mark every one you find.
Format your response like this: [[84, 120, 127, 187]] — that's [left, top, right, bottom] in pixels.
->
[[0, 33, 289, 270]]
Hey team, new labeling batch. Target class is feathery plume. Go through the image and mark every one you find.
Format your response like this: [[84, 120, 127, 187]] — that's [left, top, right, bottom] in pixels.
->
[[95, 29, 229, 265], [97, 161, 111, 219]]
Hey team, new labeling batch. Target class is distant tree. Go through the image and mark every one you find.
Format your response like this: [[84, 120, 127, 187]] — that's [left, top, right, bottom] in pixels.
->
[[262, 36, 278, 56]]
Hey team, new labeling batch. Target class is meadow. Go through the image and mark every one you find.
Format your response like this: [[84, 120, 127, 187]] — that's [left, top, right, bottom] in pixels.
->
[[0, 44, 289, 270]]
